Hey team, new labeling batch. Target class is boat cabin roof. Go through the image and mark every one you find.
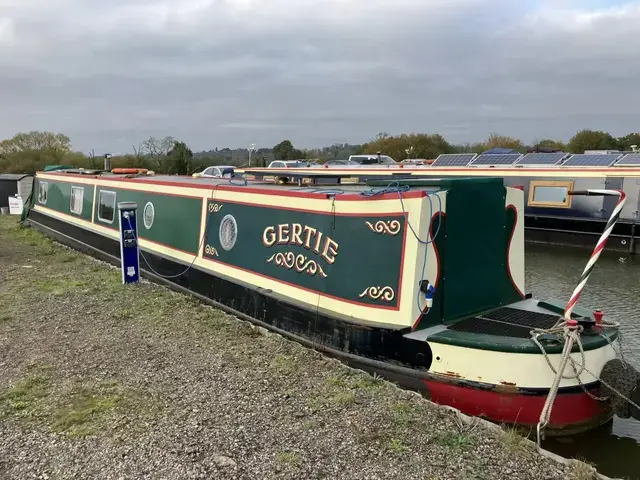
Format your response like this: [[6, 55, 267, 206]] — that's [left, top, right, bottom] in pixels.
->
[[37, 169, 506, 199]]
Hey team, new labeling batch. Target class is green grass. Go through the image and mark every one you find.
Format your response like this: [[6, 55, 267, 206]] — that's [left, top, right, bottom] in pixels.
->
[[387, 438, 411, 454], [52, 390, 123, 437], [0, 374, 51, 418], [275, 451, 301, 467], [271, 354, 297, 374], [433, 431, 474, 450], [0, 370, 132, 438]]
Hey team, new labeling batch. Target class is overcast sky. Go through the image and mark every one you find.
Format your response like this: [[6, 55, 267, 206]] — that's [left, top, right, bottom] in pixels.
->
[[1, 0, 639, 153]]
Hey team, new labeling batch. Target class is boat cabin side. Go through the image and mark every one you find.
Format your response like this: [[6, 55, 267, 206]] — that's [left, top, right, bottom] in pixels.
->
[[29, 172, 525, 332]]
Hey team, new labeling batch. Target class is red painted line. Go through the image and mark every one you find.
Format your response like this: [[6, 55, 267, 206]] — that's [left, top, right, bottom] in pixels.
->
[[424, 379, 608, 428]]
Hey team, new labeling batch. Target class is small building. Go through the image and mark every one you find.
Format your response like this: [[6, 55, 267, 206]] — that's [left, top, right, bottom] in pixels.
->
[[0, 173, 34, 210]]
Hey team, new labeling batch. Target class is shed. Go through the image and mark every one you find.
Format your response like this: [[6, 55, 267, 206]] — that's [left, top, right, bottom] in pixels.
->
[[0, 174, 34, 208]]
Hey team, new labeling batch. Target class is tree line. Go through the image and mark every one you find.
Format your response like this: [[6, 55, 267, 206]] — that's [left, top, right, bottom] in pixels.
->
[[1, 129, 639, 175]]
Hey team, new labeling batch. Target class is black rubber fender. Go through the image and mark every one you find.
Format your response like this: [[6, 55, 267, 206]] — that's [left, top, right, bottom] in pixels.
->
[[599, 358, 640, 419], [630, 379, 640, 422]]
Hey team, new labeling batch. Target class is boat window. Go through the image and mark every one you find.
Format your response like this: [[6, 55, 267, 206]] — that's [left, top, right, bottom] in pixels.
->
[[527, 181, 574, 208], [70, 186, 84, 215], [38, 181, 48, 204], [98, 190, 116, 223]]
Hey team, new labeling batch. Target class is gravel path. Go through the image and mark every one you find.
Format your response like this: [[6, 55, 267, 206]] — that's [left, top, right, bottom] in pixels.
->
[[0, 216, 601, 479]]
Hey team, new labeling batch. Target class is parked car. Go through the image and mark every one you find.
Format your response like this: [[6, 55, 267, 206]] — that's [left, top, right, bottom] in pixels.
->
[[348, 153, 397, 167], [267, 160, 314, 168], [198, 165, 235, 178], [323, 159, 363, 168]]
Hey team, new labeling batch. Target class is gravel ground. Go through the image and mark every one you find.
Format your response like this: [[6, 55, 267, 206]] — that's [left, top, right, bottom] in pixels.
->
[[0, 216, 601, 480]]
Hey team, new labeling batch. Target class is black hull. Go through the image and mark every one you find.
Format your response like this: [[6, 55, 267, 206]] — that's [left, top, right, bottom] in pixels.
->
[[25, 209, 607, 426], [525, 216, 638, 254]]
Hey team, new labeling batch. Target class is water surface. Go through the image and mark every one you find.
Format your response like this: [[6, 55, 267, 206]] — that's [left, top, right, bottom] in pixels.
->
[[525, 243, 640, 479]]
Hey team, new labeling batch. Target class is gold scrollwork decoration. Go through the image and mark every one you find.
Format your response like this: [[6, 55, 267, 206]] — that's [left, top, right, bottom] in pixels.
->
[[204, 244, 219, 257], [266, 252, 328, 278], [364, 220, 401, 235], [358, 286, 395, 302], [208, 203, 223, 213]]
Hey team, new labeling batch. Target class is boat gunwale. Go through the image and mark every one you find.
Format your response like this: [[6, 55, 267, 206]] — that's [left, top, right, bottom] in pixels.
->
[[35, 171, 430, 201]]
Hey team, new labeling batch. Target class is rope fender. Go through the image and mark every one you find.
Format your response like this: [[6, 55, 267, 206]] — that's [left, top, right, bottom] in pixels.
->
[[599, 358, 640, 420]]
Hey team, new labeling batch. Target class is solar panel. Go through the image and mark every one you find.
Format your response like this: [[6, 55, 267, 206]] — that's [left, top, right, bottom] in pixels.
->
[[431, 153, 476, 167], [614, 153, 640, 167], [561, 154, 620, 167], [470, 154, 521, 166], [515, 153, 566, 166]]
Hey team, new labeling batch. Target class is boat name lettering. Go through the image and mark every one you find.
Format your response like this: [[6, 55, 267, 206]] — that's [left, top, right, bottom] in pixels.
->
[[208, 203, 223, 213], [262, 223, 338, 265]]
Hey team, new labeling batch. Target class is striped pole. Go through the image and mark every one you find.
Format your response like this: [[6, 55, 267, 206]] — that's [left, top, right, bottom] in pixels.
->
[[563, 189, 626, 319]]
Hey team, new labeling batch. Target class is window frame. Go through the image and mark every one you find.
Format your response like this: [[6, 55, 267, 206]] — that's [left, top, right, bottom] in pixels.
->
[[38, 181, 48, 205], [69, 186, 84, 215], [527, 180, 574, 208], [97, 190, 117, 224]]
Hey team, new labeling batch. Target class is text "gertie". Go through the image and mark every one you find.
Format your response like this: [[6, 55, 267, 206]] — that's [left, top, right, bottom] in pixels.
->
[[262, 223, 338, 264]]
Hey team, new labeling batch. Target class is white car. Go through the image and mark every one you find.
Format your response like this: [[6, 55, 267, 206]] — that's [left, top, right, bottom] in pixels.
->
[[348, 154, 398, 167], [199, 165, 235, 178], [267, 160, 313, 168]]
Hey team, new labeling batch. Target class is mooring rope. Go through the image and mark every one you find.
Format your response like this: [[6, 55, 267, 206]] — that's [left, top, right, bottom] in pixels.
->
[[533, 189, 632, 446], [536, 321, 579, 446]]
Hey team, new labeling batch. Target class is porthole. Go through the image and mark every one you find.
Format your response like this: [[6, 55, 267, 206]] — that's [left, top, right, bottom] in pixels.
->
[[219, 214, 238, 251], [143, 202, 155, 230]]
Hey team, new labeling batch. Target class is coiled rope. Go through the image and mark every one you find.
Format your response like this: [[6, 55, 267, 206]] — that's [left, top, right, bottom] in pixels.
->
[[532, 189, 639, 446]]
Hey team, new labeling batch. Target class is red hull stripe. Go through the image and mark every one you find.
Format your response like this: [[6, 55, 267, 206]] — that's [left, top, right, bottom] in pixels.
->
[[424, 379, 608, 427]]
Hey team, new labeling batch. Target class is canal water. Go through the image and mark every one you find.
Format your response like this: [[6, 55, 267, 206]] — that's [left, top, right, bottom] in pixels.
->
[[526, 243, 640, 480]]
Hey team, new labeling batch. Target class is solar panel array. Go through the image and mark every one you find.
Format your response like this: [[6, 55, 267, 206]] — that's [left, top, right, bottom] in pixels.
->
[[431, 153, 477, 167], [562, 154, 620, 167], [470, 154, 522, 166], [516, 153, 566, 166], [429, 151, 640, 168], [614, 153, 640, 167]]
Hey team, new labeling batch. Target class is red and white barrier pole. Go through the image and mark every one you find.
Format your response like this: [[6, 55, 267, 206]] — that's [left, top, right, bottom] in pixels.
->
[[563, 189, 626, 320]]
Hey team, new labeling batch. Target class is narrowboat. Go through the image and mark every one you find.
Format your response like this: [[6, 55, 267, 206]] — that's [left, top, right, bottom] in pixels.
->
[[243, 151, 640, 254], [23, 167, 640, 437]]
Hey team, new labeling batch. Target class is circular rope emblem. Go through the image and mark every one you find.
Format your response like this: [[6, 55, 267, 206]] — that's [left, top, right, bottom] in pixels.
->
[[219, 214, 238, 251], [143, 202, 155, 230]]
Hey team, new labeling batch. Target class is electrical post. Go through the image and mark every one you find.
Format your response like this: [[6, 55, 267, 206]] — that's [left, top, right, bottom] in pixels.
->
[[249, 143, 256, 167], [118, 202, 140, 285]]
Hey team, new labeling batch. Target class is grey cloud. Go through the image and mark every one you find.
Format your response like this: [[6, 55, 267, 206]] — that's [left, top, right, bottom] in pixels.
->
[[1, 0, 640, 152]]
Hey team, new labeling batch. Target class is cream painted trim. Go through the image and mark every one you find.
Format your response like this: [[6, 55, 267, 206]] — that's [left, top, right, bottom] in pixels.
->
[[36, 172, 416, 215], [32, 204, 418, 328], [91, 186, 97, 223], [527, 180, 574, 208], [239, 167, 640, 178], [411, 169, 640, 178], [428, 340, 617, 389], [506, 187, 525, 296]]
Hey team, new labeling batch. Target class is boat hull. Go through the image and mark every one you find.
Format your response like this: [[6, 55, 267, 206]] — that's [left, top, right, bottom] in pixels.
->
[[26, 208, 613, 436]]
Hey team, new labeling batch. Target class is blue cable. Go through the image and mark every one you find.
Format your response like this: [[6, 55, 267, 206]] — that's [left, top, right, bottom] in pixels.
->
[[359, 181, 443, 315]]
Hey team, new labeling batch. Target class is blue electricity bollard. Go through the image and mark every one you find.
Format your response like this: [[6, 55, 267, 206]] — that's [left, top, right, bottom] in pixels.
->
[[117, 202, 140, 284]]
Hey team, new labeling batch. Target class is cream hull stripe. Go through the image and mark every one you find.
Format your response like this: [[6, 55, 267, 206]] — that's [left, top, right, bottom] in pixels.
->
[[428, 342, 616, 389], [32, 205, 416, 328]]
